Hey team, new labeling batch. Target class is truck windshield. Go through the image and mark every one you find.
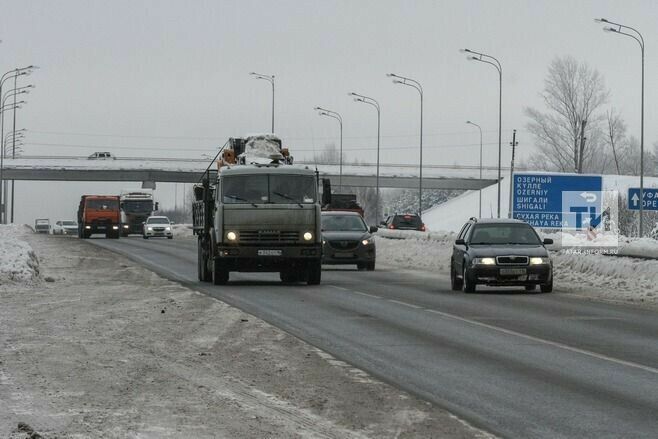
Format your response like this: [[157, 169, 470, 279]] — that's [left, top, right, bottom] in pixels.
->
[[86, 199, 118, 210], [122, 200, 153, 213], [222, 175, 316, 204]]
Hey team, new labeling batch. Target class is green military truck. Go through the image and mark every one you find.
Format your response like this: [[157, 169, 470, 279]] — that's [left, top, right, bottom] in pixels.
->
[[193, 135, 323, 285]]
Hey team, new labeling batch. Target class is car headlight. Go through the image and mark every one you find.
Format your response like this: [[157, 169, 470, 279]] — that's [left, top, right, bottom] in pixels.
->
[[147, 226, 153, 230], [530, 257, 549, 265], [226, 231, 238, 241], [322, 239, 326, 245], [474, 257, 496, 265], [165, 227, 171, 231], [303, 232, 313, 241], [361, 238, 374, 246]]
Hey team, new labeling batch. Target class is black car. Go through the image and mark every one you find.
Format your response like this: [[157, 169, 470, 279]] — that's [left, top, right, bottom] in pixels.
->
[[321, 211, 377, 270], [382, 213, 426, 231], [450, 218, 553, 293]]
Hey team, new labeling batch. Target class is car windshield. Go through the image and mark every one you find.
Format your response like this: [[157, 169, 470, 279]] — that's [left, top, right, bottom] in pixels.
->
[[322, 215, 367, 232], [222, 174, 316, 204], [393, 215, 421, 227], [122, 200, 153, 214], [87, 199, 118, 210], [62, 221, 76, 226], [469, 223, 541, 245], [147, 217, 169, 224]]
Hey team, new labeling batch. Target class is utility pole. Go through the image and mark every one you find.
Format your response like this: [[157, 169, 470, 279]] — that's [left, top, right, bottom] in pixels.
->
[[508, 130, 518, 218]]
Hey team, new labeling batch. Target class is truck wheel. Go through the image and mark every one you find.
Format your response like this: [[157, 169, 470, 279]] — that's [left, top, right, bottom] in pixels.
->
[[212, 258, 229, 285], [307, 260, 321, 285], [198, 239, 212, 282]]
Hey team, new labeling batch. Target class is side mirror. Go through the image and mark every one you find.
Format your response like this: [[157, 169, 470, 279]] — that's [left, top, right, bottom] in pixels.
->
[[170, 221, 176, 225], [369, 226, 378, 233], [455, 238, 466, 246], [142, 222, 146, 225], [154, 202, 159, 211], [543, 238, 554, 245]]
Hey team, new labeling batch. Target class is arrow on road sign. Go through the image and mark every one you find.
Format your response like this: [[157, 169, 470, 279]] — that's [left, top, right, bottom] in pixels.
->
[[632, 193, 640, 207], [580, 192, 597, 203]]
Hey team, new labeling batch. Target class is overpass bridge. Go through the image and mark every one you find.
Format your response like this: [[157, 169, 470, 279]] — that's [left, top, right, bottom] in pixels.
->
[[1, 156, 499, 190]]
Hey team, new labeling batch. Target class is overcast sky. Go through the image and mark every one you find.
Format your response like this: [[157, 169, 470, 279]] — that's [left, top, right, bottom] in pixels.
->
[[3, 0, 658, 223]]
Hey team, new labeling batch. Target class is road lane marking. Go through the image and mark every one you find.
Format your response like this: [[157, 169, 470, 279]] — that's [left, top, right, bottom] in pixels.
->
[[388, 299, 422, 309], [424, 308, 658, 375], [329, 285, 382, 299]]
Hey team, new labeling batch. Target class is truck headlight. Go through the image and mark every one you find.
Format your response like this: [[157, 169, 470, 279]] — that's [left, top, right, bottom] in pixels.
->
[[123, 225, 129, 229], [112, 226, 119, 230], [530, 257, 549, 265], [85, 225, 91, 229], [226, 231, 238, 241], [474, 257, 496, 265], [303, 232, 313, 241]]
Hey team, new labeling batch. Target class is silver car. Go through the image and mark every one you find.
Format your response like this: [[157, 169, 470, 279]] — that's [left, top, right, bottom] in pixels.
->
[[321, 211, 377, 270], [53, 220, 78, 235], [143, 216, 173, 239]]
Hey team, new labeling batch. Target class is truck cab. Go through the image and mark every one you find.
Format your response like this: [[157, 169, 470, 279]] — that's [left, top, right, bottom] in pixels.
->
[[77, 195, 121, 239]]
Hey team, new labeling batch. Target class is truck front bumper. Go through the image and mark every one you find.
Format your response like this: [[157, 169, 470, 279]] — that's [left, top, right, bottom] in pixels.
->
[[216, 244, 322, 271]]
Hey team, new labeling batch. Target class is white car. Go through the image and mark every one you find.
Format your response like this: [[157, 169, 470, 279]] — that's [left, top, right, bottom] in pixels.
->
[[88, 151, 115, 160], [143, 216, 173, 239], [53, 220, 78, 235]]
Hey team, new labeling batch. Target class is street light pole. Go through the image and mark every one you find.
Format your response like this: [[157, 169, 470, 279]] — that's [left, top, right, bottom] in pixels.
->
[[0, 66, 34, 224], [250, 72, 275, 133], [387, 73, 424, 216], [0, 100, 25, 224], [466, 121, 483, 217], [314, 107, 343, 191], [595, 18, 645, 236], [461, 49, 502, 218], [349, 92, 381, 221]]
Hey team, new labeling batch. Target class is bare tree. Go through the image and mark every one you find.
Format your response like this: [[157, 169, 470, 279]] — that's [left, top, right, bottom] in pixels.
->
[[603, 109, 628, 174], [525, 56, 609, 173]]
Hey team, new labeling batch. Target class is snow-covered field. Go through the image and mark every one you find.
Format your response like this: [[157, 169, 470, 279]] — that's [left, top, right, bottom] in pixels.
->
[[375, 229, 658, 308], [0, 225, 40, 285]]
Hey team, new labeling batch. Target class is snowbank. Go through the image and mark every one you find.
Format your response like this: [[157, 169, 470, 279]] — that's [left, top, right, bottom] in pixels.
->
[[375, 229, 456, 273], [172, 223, 194, 238], [0, 225, 40, 284]]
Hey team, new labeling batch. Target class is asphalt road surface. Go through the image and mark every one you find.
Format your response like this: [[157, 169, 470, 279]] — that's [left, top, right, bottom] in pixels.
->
[[90, 236, 658, 439]]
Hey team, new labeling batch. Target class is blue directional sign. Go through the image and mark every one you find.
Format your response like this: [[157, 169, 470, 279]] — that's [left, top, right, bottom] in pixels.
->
[[627, 188, 658, 211], [512, 173, 603, 229]]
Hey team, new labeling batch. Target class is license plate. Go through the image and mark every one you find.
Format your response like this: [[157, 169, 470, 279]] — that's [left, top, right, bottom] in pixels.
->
[[334, 252, 354, 258], [258, 249, 282, 256], [500, 268, 526, 276]]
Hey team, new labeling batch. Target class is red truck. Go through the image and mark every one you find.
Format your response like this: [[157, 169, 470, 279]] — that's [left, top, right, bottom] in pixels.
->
[[77, 195, 121, 239]]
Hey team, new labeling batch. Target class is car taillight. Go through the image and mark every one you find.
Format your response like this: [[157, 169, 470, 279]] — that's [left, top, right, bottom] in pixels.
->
[[388, 224, 395, 229]]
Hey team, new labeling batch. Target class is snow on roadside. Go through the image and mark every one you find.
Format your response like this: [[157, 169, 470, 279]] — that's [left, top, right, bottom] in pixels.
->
[[374, 229, 658, 307], [0, 225, 40, 285], [172, 223, 194, 238]]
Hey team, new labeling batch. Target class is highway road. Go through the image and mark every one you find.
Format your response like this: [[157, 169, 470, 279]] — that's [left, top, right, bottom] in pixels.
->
[[91, 236, 658, 439]]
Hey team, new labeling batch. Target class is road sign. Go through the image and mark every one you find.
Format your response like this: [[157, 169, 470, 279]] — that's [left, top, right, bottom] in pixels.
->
[[627, 188, 658, 211], [512, 173, 603, 229]]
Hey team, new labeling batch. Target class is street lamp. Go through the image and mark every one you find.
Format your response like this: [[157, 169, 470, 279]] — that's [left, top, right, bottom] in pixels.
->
[[461, 49, 502, 218], [466, 121, 483, 217], [595, 18, 645, 236], [387, 73, 424, 217], [0, 66, 35, 224], [314, 106, 343, 191], [349, 92, 381, 221], [250, 72, 275, 133]]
